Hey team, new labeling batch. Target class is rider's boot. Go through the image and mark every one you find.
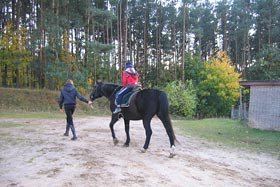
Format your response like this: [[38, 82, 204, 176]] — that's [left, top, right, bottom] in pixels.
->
[[113, 105, 121, 114]]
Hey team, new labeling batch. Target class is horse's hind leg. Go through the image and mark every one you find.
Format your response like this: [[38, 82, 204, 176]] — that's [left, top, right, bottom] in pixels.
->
[[142, 118, 153, 151], [109, 114, 119, 145], [157, 114, 176, 157], [123, 119, 130, 147], [157, 114, 175, 147]]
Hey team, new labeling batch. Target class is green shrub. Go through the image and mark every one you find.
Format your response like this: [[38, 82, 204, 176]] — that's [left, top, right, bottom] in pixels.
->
[[164, 81, 197, 118]]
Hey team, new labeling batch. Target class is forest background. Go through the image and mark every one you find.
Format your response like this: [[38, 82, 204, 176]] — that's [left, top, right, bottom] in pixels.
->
[[0, 0, 279, 118]]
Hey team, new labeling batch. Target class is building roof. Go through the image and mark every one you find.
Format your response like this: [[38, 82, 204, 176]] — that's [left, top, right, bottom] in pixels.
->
[[240, 80, 280, 87]]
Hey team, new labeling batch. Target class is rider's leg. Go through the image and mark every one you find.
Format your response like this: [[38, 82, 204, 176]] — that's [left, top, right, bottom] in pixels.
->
[[113, 87, 131, 113]]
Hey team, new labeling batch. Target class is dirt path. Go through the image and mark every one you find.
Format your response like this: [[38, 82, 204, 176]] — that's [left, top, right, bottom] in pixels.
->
[[0, 116, 279, 187]]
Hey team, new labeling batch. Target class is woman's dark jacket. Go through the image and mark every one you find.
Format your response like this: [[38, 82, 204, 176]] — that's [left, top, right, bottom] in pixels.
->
[[59, 83, 88, 109]]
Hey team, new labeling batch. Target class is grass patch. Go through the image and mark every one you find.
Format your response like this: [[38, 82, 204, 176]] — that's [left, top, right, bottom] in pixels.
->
[[175, 118, 280, 155], [0, 132, 11, 136], [0, 122, 24, 128], [0, 111, 101, 119], [0, 87, 111, 115], [0, 111, 66, 119]]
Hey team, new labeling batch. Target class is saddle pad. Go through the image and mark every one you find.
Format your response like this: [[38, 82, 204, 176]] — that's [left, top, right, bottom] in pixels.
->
[[120, 91, 139, 107]]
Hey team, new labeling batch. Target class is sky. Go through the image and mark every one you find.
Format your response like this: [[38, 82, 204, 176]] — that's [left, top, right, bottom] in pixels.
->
[[175, 0, 222, 7]]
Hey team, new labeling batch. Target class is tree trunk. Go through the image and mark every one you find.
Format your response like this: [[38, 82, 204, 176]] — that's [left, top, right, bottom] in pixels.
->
[[156, 3, 159, 86], [39, 0, 45, 88], [118, 2, 122, 74], [123, 0, 128, 62], [173, 23, 177, 80], [182, 4, 186, 83], [142, 0, 148, 87]]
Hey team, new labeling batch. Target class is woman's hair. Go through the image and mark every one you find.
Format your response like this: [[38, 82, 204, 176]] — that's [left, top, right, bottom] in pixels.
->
[[66, 79, 74, 85]]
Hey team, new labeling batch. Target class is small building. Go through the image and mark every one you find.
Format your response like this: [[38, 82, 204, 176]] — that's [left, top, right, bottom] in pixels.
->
[[240, 80, 280, 131]]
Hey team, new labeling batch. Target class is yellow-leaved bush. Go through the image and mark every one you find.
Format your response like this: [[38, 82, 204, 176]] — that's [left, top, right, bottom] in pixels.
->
[[198, 51, 241, 117], [0, 22, 33, 87]]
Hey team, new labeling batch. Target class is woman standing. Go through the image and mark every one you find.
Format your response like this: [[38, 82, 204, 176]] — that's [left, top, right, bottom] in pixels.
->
[[58, 79, 92, 140]]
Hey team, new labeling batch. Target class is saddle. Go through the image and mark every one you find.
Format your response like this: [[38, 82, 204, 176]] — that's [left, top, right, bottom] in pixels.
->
[[120, 86, 141, 107]]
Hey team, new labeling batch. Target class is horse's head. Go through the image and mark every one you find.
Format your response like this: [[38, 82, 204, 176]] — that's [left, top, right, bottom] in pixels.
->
[[90, 81, 121, 101], [89, 81, 104, 101]]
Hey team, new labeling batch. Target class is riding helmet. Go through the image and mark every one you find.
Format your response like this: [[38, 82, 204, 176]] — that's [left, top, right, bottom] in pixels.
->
[[125, 62, 133, 69]]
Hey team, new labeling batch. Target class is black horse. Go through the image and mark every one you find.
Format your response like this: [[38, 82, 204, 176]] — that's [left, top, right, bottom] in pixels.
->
[[89, 81, 177, 157]]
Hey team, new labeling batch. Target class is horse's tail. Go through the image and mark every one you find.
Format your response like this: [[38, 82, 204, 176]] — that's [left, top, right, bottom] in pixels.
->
[[158, 91, 177, 144]]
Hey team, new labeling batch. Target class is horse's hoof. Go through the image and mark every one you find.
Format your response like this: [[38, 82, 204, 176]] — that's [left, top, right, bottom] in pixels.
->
[[113, 138, 118, 145], [169, 145, 176, 158], [123, 143, 129, 147], [140, 147, 147, 153], [169, 153, 176, 158]]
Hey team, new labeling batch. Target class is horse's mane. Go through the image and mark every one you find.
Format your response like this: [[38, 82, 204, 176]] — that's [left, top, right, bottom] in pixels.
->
[[100, 82, 122, 93], [104, 82, 121, 87]]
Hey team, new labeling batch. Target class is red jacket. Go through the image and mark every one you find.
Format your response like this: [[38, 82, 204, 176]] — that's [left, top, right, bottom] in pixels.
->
[[122, 69, 139, 87]]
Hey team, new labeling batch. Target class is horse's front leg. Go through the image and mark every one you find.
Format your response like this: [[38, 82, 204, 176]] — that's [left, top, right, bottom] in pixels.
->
[[109, 114, 119, 145], [123, 119, 130, 147]]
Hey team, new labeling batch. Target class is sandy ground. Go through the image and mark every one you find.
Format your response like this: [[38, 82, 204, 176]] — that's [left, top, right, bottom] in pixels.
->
[[0, 116, 280, 187]]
